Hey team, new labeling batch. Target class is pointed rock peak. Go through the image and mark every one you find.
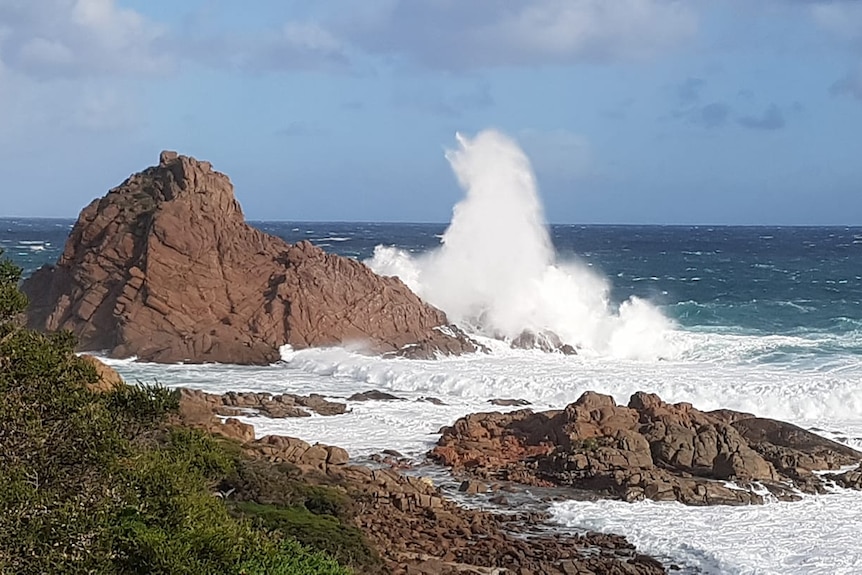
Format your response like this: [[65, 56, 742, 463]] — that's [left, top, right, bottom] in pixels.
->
[[23, 152, 479, 364], [159, 150, 179, 166]]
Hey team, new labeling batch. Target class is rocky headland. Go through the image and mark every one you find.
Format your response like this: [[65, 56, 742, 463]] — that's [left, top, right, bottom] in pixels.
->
[[431, 390, 862, 505], [23, 151, 477, 364]]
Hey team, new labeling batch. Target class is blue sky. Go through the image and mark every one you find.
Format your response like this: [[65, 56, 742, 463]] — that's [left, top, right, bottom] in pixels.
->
[[1, 0, 860, 224]]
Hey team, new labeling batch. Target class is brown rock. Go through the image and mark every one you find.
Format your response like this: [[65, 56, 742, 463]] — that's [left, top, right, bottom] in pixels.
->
[[79, 354, 124, 392], [732, 417, 861, 472], [349, 390, 404, 401], [326, 445, 350, 466], [23, 152, 479, 364], [826, 463, 862, 489], [220, 417, 255, 443], [458, 480, 488, 494], [488, 398, 532, 407], [178, 387, 345, 418], [431, 390, 862, 505], [511, 329, 577, 355]]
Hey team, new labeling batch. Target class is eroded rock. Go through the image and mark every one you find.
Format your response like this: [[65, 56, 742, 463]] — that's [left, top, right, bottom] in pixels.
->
[[179, 388, 346, 419], [23, 152, 478, 364], [431, 391, 862, 505]]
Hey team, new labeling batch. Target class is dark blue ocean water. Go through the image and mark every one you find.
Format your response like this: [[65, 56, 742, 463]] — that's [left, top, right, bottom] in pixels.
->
[[3, 218, 861, 346]]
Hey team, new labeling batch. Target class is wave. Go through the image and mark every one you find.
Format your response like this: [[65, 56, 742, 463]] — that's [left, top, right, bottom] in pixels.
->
[[367, 130, 674, 360], [551, 491, 862, 575]]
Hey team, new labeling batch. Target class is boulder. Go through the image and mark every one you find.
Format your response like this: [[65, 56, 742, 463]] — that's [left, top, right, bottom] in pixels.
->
[[79, 354, 124, 392], [431, 390, 862, 505], [348, 390, 404, 402], [23, 152, 478, 364], [178, 388, 346, 418], [511, 329, 577, 355]]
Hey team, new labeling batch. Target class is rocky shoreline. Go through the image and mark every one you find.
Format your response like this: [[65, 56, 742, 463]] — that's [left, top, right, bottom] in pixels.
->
[[430, 390, 862, 505], [161, 375, 862, 574], [168, 379, 669, 574]]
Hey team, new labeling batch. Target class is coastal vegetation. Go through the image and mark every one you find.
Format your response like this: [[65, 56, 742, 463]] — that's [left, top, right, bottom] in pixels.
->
[[0, 250, 369, 574]]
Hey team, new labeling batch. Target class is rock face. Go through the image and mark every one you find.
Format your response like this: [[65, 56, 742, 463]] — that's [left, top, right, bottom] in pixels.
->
[[23, 151, 477, 364], [431, 391, 862, 505]]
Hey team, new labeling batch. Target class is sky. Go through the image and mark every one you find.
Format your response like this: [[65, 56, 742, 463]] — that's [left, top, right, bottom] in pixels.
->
[[0, 0, 861, 225]]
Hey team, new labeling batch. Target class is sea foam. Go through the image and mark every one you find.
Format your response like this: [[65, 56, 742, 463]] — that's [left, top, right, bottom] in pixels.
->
[[368, 129, 674, 360]]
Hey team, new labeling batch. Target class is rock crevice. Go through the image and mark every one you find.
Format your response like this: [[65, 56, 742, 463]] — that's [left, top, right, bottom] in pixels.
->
[[24, 151, 477, 364], [431, 391, 862, 505]]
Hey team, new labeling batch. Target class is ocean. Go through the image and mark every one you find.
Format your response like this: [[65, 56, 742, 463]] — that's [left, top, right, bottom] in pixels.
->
[[2, 132, 861, 574]]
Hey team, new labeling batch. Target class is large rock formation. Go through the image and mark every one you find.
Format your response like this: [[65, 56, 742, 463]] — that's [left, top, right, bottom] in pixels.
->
[[23, 151, 477, 364], [431, 391, 862, 505]]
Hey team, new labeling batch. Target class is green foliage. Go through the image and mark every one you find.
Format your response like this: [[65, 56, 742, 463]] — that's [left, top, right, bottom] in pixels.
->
[[235, 502, 378, 571], [0, 249, 28, 321], [574, 437, 601, 451], [223, 457, 384, 572], [107, 382, 181, 424], [0, 254, 353, 574], [239, 538, 348, 575]]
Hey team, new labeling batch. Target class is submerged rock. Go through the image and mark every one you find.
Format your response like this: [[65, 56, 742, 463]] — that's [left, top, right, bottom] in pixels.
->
[[431, 390, 862, 505], [348, 389, 405, 402], [23, 151, 478, 364]]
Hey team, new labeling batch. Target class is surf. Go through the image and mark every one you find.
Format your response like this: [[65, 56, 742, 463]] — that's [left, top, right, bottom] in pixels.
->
[[368, 129, 675, 360]]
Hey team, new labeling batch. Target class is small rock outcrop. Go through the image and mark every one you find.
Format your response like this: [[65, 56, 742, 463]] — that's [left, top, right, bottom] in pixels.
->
[[511, 329, 577, 354], [178, 388, 347, 420], [79, 354, 125, 392], [23, 151, 477, 364], [431, 391, 862, 505]]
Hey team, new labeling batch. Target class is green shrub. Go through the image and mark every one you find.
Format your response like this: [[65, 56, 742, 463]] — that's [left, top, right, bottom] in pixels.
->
[[0, 253, 353, 574], [235, 502, 379, 571]]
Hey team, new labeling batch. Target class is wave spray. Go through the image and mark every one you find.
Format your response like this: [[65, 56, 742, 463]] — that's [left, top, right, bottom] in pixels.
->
[[368, 129, 675, 360]]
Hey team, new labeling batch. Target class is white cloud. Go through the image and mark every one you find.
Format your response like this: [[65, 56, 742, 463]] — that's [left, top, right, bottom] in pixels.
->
[[338, 0, 698, 69], [0, 0, 169, 78]]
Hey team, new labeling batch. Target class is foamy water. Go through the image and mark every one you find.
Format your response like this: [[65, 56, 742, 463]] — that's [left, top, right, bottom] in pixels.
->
[[101, 342, 862, 574], [90, 130, 862, 573], [367, 130, 675, 360]]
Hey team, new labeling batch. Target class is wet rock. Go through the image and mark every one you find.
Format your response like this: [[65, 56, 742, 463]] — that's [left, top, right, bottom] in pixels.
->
[[348, 389, 405, 402], [458, 480, 488, 494], [431, 390, 862, 505], [489, 398, 532, 407], [418, 396, 447, 406], [23, 152, 479, 364], [825, 463, 862, 489], [511, 329, 577, 355], [179, 388, 346, 419]]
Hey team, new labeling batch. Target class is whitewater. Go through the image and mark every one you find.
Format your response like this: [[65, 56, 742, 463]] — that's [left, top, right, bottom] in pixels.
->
[[367, 130, 675, 361], [6, 129, 862, 574]]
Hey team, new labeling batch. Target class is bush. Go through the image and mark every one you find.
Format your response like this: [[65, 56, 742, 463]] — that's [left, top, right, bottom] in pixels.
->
[[0, 252, 351, 575]]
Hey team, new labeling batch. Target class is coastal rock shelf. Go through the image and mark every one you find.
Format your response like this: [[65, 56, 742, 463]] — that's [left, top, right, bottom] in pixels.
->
[[22, 151, 477, 364], [431, 390, 862, 505], [196, 398, 668, 575]]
